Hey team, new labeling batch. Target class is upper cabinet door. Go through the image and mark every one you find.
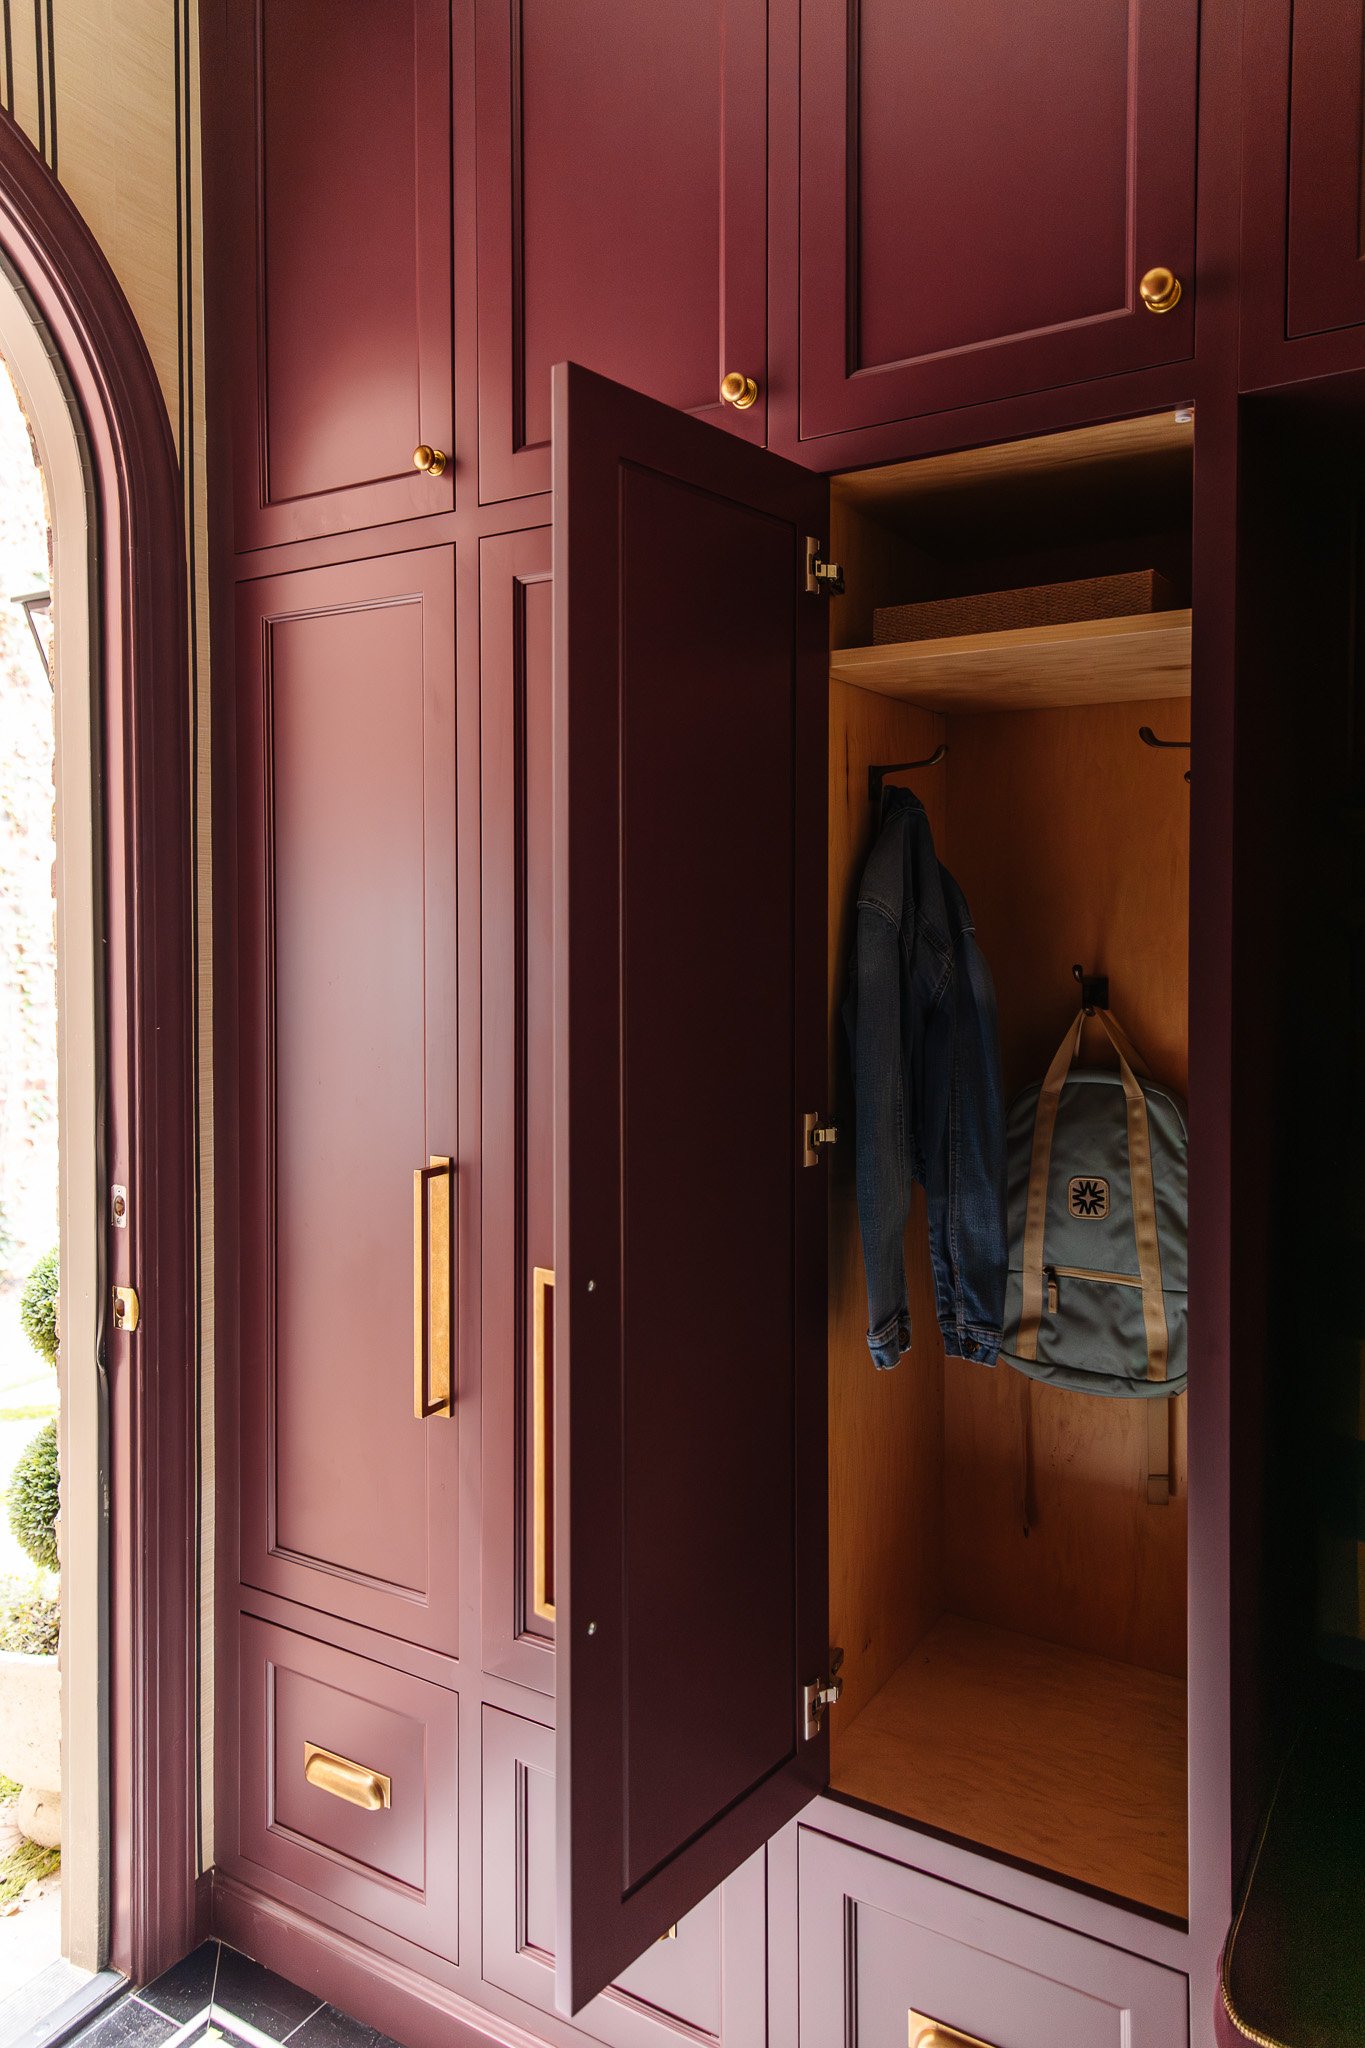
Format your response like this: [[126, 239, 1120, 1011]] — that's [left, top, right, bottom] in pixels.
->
[[1286, 1, 1365, 337], [550, 364, 829, 2015], [474, 0, 768, 503], [798, 0, 1198, 440], [227, 0, 454, 549]]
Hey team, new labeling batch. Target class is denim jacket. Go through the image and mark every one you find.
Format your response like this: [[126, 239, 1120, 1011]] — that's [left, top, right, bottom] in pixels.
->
[[843, 787, 1006, 1370]]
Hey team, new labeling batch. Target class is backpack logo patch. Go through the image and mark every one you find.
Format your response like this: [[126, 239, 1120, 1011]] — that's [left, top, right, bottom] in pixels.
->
[[1068, 1176, 1110, 1219]]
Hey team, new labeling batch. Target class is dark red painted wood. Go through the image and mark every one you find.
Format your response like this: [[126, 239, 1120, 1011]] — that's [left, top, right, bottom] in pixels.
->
[[474, 0, 768, 503], [482, 1706, 767, 2047], [0, 110, 198, 1979], [225, 0, 454, 547], [480, 525, 556, 1694], [1285, 2, 1365, 339], [796, 1827, 1190, 2045], [235, 548, 461, 1650], [237, 1615, 459, 1958], [797, 0, 1197, 441], [551, 363, 828, 2013]]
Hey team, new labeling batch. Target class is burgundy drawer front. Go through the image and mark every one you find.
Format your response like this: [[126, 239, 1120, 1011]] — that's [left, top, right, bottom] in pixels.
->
[[481, 1707, 765, 2047], [798, 1829, 1188, 2048], [239, 1617, 458, 1960]]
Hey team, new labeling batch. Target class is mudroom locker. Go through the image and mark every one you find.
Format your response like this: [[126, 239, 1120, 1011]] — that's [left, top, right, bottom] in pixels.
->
[[203, 0, 1253, 2041]]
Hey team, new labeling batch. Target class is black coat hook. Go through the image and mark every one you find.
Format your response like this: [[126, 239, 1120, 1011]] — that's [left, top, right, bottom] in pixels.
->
[[1138, 724, 1191, 783], [868, 744, 948, 808]]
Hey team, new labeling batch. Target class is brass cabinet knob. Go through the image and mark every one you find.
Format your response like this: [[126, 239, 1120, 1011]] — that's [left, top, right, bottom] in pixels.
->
[[413, 443, 448, 476], [1138, 266, 1182, 315], [719, 371, 759, 410]]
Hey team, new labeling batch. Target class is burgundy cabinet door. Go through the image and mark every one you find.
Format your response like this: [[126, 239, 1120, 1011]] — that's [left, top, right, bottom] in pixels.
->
[[226, 0, 454, 548], [480, 524, 556, 1695], [235, 549, 461, 1654], [1286, 1, 1365, 337], [482, 1707, 767, 2048], [474, 0, 767, 503], [798, 0, 1198, 441], [551, 364, 829, 2014]]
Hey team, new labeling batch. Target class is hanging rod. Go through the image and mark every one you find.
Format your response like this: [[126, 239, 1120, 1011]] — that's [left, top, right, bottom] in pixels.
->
[[868, 744, 948, 808], [1138, 724, 1191, 782]]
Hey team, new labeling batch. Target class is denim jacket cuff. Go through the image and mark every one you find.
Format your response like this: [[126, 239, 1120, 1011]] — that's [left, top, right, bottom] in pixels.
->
[[942, 1324, 1001, 1367], [866, 1310, 911, 1372]]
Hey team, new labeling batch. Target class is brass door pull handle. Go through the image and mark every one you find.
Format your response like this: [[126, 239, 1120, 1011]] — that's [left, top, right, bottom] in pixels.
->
[[532, 1265, 555, 1621], [304, 1742, 391, 1811], [413, 442, 448, 476], [908, 2014, 994, 2048], [414, 1156, 455, 1419], [1138, 266, 1182, 314], [720, 371, 759, 410]]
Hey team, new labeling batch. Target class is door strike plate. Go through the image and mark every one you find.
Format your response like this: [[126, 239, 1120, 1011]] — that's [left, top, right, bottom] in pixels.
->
[[805, 535, 845, 597], [111, 1285, 140, 1333], [802, 1648, 845, 1740]]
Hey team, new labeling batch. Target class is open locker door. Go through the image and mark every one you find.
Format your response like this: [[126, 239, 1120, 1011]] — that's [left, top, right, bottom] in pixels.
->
[[551, 363, 832, 2014]]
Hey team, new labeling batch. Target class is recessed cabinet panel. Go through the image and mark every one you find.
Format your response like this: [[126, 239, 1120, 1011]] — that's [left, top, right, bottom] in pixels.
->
[[474, 0, 767, 500], [226, 0, 454, 546], [482, 1708, 765, 2048], [238, 1616, 459, 1959], [552, 365, 829, 2012], [480, 526, 556, 1693], [797, 1829, 1189, 2047], [236, 551, 460, 1651], [798, 0, 1197, 438], [1286, 1, 1365, 337]]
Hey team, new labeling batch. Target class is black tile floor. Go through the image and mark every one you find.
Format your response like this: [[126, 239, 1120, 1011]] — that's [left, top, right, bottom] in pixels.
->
[[69, 1945, 400, 2048]]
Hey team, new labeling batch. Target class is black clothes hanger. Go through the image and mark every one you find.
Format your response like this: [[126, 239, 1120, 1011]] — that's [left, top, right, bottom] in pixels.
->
[[868, 743, 948, 809]]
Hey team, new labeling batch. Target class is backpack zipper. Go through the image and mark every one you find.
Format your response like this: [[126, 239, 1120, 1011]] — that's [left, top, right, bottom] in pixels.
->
[[1045, 1263, 1143, 1314]]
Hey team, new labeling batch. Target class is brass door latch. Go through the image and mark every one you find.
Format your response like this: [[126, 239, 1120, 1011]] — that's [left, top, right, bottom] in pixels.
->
[[111, 1285, 140, 1332]]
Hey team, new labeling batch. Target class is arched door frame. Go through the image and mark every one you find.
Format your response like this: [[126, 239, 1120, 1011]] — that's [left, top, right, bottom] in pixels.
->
[[0, 110, 198, 1980]]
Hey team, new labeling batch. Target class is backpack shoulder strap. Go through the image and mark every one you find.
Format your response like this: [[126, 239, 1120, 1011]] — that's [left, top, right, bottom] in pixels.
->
[[1015, 1010, 1086, 1362]]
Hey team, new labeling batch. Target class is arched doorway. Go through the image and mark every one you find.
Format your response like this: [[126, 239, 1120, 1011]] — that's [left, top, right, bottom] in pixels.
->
[[0, 104, 197, 1992]]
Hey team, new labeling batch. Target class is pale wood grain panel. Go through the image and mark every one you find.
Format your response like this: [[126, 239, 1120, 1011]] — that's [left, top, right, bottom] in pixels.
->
[[6, 3, 44, 160], [833, 412, 1193, 520], [831, 1613, 1188, 1918], [830, 610, 1192, 713], [940, 697, 1189, 1676], [827, 678, 948, 1726]]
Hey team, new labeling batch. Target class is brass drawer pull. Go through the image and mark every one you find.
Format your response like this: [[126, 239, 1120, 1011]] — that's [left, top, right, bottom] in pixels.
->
[[909, 2015, 994, 2048], [414, 1156, 455, 1419], [533, 1265, 555, 1622], [303, 1742, 391, 1812]]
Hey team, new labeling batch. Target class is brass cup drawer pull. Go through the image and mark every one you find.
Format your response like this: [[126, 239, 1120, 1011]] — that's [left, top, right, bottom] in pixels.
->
[[303, 1742, 391, 1812], [414, 1156, 455, 1419], [532, 1265, 556, 1622], [909, 2014, 995, 2048]]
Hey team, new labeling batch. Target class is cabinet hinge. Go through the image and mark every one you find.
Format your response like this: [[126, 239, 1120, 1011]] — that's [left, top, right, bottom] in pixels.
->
[[111, 1285, 140, 1333], [805, 536, 845, 597], [802, 1111, 839, 1168], [802, 1648, 845, 1741]]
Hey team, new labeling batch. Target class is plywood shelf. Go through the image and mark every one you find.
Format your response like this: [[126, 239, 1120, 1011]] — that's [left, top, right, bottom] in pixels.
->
[[830, 1613, 1188, 1919], [830, 608, 1192, 715]]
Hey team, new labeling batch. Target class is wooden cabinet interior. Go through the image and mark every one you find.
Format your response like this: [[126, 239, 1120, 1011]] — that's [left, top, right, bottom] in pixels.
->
[[825, 413, 1193, 1920]]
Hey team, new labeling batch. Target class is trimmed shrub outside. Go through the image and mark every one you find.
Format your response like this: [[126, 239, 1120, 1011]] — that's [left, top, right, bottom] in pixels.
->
[[7, 1422, 57, 1574], [18, 1248, 58, 1368], [0, 1584, 57, 1657]]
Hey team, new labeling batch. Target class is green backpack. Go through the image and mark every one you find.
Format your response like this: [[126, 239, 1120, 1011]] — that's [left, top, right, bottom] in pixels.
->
[[999, 1000, 1188, 1506]]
